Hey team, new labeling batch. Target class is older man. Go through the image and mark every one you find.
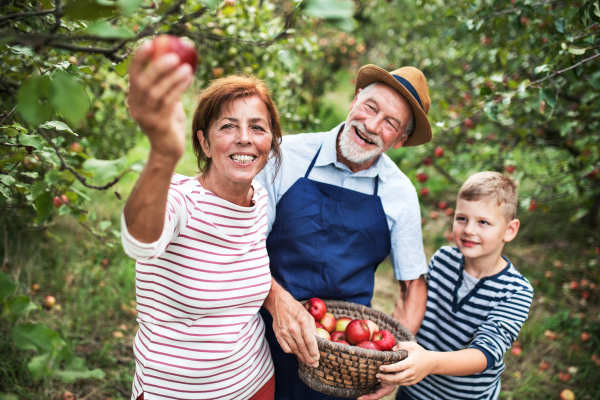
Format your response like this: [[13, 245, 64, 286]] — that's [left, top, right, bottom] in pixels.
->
[[256, 64, 432, 400]]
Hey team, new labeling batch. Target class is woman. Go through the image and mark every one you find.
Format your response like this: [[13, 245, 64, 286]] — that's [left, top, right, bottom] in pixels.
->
[[122, 42, 282, 400]]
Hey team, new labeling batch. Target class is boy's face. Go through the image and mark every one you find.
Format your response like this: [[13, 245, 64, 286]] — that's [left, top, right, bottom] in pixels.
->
[[453, 199, 520, 263]]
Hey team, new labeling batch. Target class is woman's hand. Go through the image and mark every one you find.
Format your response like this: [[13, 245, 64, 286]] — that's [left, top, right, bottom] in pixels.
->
[[376, 341, 436, 387], [127, 41, 194, 161]]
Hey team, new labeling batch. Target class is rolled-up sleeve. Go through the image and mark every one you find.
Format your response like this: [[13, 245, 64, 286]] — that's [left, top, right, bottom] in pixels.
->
[[469, 288, 534, 370], [388, 185, 428, 281], [121, 179, 189, 260]]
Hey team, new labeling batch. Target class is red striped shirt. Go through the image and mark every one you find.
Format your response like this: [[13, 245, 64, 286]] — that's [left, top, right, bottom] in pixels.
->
[[122, 174, 273, 400]]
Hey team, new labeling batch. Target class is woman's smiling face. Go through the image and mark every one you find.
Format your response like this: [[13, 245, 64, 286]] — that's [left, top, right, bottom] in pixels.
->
[[198, 95, 273, 186]]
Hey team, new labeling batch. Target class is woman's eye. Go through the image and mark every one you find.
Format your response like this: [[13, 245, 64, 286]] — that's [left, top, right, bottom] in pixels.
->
[[252, 125, 265, 131], [221, 124, 234, 130]]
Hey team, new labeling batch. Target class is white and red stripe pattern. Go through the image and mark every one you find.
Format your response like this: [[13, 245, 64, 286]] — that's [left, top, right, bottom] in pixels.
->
[[121, 174, 273, 400]]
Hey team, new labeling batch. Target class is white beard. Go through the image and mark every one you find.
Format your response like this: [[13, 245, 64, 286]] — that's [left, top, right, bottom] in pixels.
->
[[339, 122, 384, 164]]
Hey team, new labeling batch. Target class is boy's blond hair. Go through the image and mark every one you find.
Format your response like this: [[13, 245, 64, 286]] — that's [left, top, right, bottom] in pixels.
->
[[458, 172, 518, 221]]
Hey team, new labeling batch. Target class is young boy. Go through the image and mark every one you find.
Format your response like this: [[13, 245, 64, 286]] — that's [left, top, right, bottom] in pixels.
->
[[375, 172, 533, 400]]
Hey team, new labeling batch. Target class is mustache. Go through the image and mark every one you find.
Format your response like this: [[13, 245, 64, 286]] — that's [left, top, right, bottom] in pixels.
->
[[350, 122, 383, 146]]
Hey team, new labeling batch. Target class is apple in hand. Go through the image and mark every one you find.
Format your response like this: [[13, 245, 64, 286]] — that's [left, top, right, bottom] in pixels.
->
[[304, 298, 327, 322], [372, 330, 396, 351], [316, 328, 331, 341], [356, 341, 381, 351], [365, 319, 379, 339], [320, 313, 337, 333], [331, 331, 347, 342], [345, 320, 371, 345], [335, 317, 352, 332], [150, 35, 198, 72]]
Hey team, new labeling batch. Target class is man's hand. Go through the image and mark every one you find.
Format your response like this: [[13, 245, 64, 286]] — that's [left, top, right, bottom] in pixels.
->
[[127, 41, 194, 161], [376, 341, 435, 387], [356, 383, 396, 400], [392, 276, 427, 335], [264, 280, 320, 367]]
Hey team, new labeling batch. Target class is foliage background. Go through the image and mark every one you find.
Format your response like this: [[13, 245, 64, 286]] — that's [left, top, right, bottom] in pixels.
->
[[1, 0, 599, 398]]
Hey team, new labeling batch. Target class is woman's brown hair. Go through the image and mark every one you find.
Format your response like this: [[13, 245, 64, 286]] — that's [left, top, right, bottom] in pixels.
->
[[191, 75, 282, 178]]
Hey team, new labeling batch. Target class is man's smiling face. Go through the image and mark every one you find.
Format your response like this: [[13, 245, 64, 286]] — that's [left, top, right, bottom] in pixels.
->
[[338, 82, 414, 168]]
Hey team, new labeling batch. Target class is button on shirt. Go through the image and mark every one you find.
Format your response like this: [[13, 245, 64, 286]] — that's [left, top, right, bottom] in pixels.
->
[[256, 123, 427, 281]]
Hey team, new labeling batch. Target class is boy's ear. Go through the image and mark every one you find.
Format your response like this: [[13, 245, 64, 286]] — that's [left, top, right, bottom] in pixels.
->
[[504, 219, 520, 243]]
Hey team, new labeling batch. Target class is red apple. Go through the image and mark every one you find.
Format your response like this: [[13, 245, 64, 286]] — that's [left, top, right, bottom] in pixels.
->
[[70, 142, 83, 153], [53, 195, 68, 207], [558, 372, 571, 382], [335, 317, 352, 332], [438, 201, 448, 209], [336, 340, 350, 345], [559, 389, 575, 400], [423, 156, 433, 166], [420, 187, 429, 197], [44, 295, 56, 309], [356, 341, 381, 351], [416, 173, 428, 183], [225, 0, 235, 5], [330, 331, 347, 342], [316, 328, 331, 341], [364, 319, 379, 339], [511, 347, 522, 356], [529, 199, 537, 211], [150, 35, 198, 72], [315, 321, 325, 330], [581, 332, 591, 342], [434, 147, 444, 158], [320, 313, 336, 334], [212, 67, 225, 77], [31, 283, 40, 291], [444, 207, 454, 216], [304, 298, 327, 322], [345, 320, 371, 345], [538, 360, 550, 371], [505, 165, 516, 174], [569, 281, 579, 290], [372, 330, 396, 351]]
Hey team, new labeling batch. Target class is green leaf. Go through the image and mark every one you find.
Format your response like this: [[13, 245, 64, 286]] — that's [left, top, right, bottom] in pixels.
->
[[0, 394, 19, 400], [117, 0, 144, 13], [3, 295, 39, 323], [534, 64, 550, 74], [302, 0, 354, 20], [484, 101, 499, 122], [17, 74, 53, 126], [540, 88, 557, 108], [39, 121, 78, 136], [63, 0, 118, 20], [114, 58, 129, 77], [82, 156, 128, 182], [199, 0, 218, 8], [53, 356, 105, 382], [80, 21, 136, 39], [555, 18, 565, 34], [10, 45, 34, 57], [30, 181, 47, 200], [99, 220, 112, 231], [18, 133, 45, 150], [0, 175, 16, 186], [50, 70, 90, 126], [27, 352, 54, 380], [78, 66, 94, 75], [12, 323, 65, 353], [479, 86, 493, 96], [34, 192, 53, 223], [277, 49, 299, 71], [0, 272, 17, 302], [568, 46, 586, 55]]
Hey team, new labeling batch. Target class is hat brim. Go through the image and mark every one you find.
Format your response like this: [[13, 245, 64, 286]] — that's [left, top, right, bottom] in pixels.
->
[[355, 65, 432, 147]]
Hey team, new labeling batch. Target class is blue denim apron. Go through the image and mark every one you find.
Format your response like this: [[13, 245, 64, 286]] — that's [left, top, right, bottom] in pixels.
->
[[260, 146, 391, 399]]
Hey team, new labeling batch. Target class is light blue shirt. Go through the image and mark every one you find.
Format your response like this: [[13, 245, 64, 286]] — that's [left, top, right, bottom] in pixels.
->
[[256, 123, 428, 281]]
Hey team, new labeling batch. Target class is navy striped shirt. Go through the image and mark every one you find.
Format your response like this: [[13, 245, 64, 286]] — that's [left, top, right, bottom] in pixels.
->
[[398, 246, 533, 400]]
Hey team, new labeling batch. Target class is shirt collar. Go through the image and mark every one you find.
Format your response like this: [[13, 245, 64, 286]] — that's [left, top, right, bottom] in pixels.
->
[[314, 122, 387, 182]]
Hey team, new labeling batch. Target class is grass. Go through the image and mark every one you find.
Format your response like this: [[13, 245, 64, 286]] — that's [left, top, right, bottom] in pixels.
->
[[1, 73, 599, 399]]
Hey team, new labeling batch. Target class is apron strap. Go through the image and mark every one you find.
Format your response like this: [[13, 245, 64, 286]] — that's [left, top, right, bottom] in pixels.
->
[[373, 176, 379, 196], [304, 145, 322, 179]]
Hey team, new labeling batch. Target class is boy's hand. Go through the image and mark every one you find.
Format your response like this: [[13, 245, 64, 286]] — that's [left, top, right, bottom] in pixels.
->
[[376, 341, 435, 387]]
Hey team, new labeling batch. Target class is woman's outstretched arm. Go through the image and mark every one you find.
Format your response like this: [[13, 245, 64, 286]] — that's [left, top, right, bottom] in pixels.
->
[[123, 42, 194, 243]]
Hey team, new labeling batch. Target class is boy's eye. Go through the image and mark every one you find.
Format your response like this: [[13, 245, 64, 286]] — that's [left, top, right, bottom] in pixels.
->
[[456, 216, 466, 221], [479, 220, 489, 225]]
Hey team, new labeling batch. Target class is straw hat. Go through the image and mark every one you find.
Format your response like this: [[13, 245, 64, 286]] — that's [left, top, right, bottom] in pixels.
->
[[355, 64, 432, 147]]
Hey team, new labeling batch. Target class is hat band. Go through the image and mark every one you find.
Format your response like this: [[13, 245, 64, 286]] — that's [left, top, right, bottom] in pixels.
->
[[392, 74, 422, 109]]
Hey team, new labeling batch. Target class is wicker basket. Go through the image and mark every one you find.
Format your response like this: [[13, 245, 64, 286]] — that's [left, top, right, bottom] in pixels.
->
[[298, 299, 416, 398]]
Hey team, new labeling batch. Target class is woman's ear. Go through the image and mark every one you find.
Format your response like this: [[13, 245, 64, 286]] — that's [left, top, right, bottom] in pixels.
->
[[197, 130, 211, 158], [504, 219, 520, 243]]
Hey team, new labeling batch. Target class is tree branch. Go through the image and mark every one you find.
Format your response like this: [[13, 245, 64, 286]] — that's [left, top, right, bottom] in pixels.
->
[[38, 128, 131, 190], [0, 105, 18, 126], [0, 8, 55, 23]]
